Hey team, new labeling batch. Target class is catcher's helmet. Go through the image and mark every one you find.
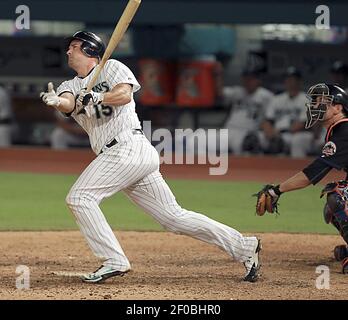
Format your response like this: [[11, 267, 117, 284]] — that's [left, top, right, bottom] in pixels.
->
[[305, 83, 348, 128], [64, 31, 105, 60]]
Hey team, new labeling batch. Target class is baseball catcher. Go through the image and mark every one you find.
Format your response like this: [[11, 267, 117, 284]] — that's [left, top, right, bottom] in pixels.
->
[[255, 83, 348, 274]]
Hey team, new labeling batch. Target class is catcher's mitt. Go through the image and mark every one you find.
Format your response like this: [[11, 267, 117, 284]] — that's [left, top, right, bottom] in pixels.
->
[[254, 184, 282, 216]]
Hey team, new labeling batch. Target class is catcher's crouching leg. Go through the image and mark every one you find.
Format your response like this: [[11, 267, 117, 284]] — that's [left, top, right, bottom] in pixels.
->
[[334, 244, 348, 261], [324, 193, 348, 273]]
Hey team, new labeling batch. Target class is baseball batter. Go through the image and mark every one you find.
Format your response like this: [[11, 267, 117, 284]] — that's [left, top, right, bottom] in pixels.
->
[[40, 31, 261, 283]]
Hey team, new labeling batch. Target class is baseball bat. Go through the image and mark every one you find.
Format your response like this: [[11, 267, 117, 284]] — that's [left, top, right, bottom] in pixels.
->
[[86, 0, 141, 92]]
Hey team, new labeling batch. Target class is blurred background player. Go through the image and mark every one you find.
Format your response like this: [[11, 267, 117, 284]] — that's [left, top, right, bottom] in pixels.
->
[[260, 67, 312, 158], [222, 68, 274, 154], [0, 85, 13, 147], [330, 60, 348, 91]]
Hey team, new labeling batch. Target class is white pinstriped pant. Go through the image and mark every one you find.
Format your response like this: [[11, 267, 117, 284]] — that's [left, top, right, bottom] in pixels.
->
[[66, 130, 257, 271]]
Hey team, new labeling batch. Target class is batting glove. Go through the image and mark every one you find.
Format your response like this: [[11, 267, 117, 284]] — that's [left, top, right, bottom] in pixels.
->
[[40, 82, 60, 107], [76, 89, 104, 108]]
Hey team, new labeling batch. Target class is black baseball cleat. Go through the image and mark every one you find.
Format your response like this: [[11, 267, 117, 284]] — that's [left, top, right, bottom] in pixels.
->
[[243, 238, 262, 282], [81, 265, 130, 283]]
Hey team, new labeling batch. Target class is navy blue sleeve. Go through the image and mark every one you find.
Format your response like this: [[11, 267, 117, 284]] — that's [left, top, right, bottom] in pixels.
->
[[302, 158, 333, 185]]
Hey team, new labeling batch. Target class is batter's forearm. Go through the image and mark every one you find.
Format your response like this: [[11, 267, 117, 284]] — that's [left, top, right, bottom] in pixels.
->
[[55, 96, 75, 113], [102, 84, 132, 107], [279, 171, 311, 193]]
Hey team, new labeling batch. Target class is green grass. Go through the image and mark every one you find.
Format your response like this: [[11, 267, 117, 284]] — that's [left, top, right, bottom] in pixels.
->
[[0, 171, 335, 234]]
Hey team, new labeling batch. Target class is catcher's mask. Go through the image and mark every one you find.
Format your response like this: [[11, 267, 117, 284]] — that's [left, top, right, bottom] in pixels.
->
[[305, 83, 348, 129]]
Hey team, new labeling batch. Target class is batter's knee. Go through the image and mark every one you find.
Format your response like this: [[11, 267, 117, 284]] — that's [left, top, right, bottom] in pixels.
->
[[156, 204, 190, 234], [65, 190, 80, 210], [66, 189, 90, 208], [160, 222, 181, 234], [160, 205, 207, 236], [162, 219, 192, 235], [66, 187, 100, 210]]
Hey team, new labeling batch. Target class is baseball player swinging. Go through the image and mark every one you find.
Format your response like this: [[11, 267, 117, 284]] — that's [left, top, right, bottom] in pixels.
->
[[255, 83, 348, 274], [40, 31, 261, 283]]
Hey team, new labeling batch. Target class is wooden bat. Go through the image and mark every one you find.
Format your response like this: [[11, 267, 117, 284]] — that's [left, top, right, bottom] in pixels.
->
[[86, 0, 141, 92]]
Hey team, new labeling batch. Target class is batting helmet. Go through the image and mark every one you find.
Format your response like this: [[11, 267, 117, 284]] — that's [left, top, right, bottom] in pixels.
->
[[64, 31, 105, 60], [305, 83, 348, 128]]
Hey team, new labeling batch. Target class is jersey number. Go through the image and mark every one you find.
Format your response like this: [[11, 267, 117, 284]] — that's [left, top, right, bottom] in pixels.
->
[[93, 105, 113, 119]]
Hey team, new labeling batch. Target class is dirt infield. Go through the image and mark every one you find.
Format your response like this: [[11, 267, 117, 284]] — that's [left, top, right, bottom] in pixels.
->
[[1, 148, 348, 300], [0, 231, 347, 300]]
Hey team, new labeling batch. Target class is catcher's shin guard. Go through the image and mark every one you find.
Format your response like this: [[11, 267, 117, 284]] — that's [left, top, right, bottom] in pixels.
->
[[340, 219, 348, 245], [334, 245, 348, 261]]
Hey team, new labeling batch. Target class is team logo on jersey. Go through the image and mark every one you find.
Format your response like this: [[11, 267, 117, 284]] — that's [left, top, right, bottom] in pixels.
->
[[92, 81, 109, 93], [321, 141, 336, 157]]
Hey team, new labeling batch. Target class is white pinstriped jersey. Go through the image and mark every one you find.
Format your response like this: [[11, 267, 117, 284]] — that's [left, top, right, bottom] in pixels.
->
[[56, 59, 141, 154], [265, 92, 307, 131], [223, 86, 274, 130]]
